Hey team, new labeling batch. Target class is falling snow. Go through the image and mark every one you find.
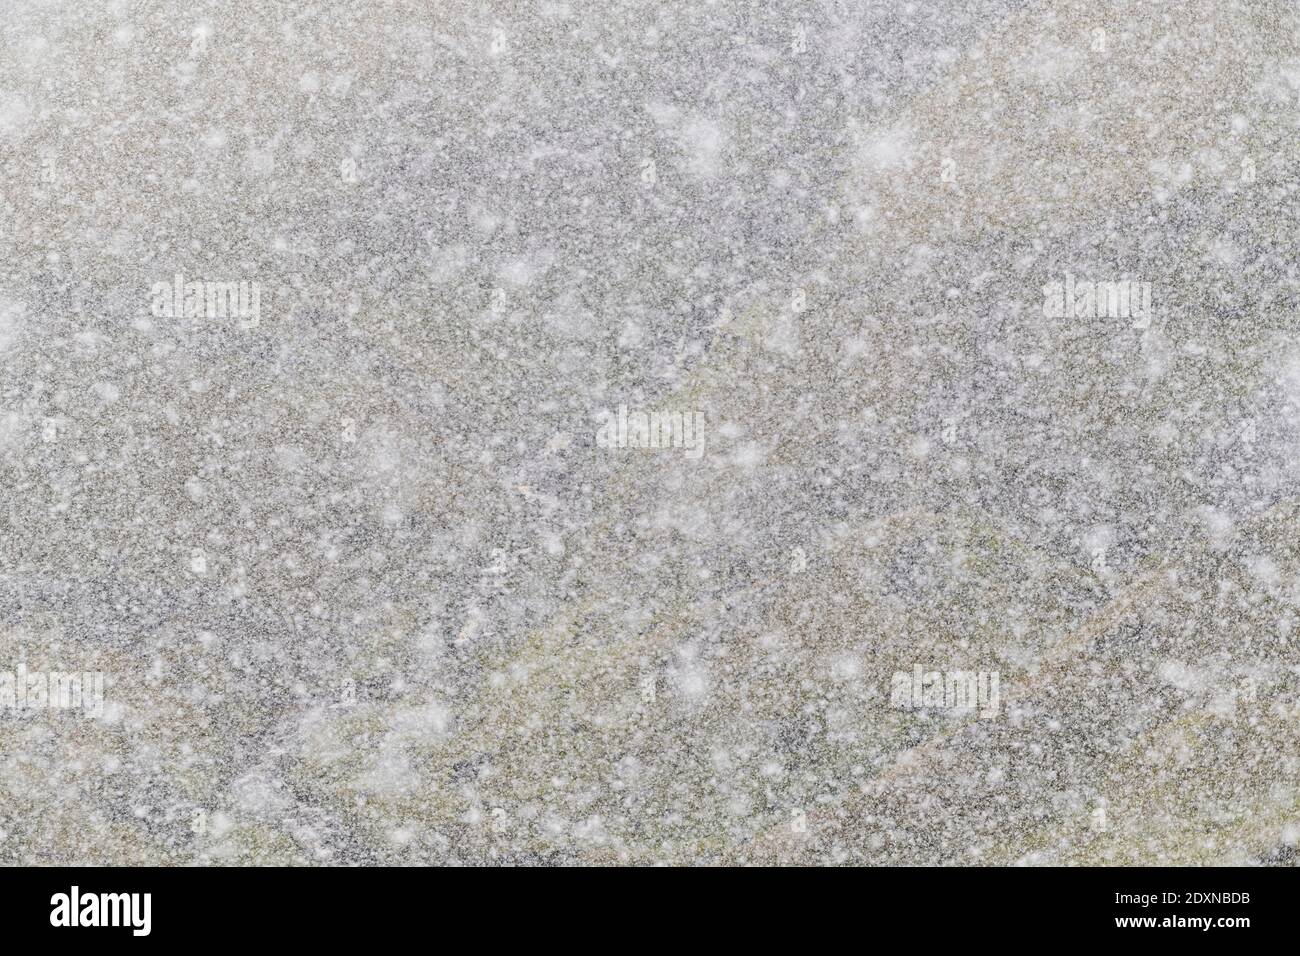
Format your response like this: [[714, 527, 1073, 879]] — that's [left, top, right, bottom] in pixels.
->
[[0, 0, 1298, 866]]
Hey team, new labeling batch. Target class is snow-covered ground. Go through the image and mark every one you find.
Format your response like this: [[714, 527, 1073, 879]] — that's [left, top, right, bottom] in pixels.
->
[[1, 0, 1298, 865]]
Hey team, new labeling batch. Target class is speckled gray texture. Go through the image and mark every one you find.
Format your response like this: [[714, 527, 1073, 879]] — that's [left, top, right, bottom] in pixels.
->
[[1, 0, 1299, 865]]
